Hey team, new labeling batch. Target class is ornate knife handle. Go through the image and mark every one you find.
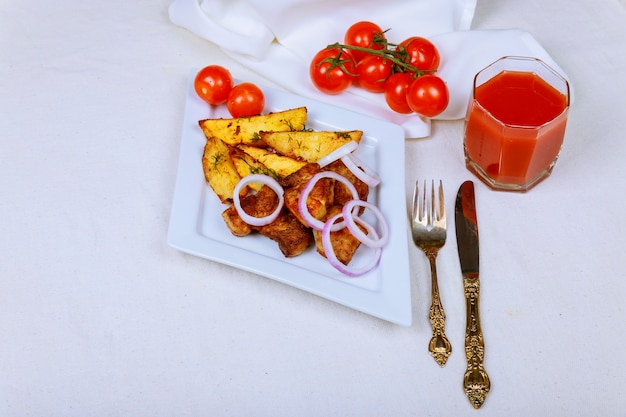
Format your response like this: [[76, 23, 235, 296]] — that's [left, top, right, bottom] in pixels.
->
[[463, 275, 491, 409]]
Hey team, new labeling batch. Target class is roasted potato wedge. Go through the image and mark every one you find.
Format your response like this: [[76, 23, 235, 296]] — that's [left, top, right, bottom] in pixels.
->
[[237, 144, 307, 179], [258, 130, 363, 162], [228, 146, 275, 191], [202, 136, 241, 203], [199, 106, 308, 146]]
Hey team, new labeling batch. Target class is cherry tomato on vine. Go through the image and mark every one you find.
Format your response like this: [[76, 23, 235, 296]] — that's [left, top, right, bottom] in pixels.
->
[[310, 48, 356, 95], [226, 82, 265, 118], [397, 37, 440, 72], [384, 72, 414, 114], [406, 74, 449, 118], [194, 65, 233, 105], [355, 55, 393, 93], [344, 21, 385, 63]]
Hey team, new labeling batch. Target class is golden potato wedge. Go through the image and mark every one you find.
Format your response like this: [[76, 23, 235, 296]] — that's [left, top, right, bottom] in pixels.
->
[[202, 136, 241, 203], [228, 146, 275, 191], [198, 106, 308, 146], [238, 144, 307, 179], [258, 130, 363, 162]]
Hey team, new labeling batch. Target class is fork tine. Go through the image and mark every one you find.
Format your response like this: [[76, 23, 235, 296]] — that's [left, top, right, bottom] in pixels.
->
[[436, 179, 445, 225], [412, 180, 422, 221], [420, 180, 426, 223], [412, 180, 418, 219], [428, 179, 435, 225]]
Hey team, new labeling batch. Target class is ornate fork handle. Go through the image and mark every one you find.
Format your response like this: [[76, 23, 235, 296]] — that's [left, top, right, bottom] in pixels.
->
[[463, 275, 490, 409], [425, 248, 452, 367]]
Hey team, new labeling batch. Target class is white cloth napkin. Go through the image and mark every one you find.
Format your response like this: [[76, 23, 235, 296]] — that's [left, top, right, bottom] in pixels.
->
[[169, 0, 570, 138]]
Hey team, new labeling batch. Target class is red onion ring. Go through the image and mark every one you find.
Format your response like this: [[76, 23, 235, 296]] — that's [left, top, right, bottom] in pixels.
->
[[316, 140, 359, 168], [233, 174, 284, 227], [321, 212, 382, 277], [298, 171, 360, 231], [340, 153, 381, 187], [342, 199, 389, 248]]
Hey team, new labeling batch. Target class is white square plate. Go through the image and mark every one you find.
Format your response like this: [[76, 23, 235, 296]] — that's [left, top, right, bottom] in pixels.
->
[[168, 72, 412, 326]]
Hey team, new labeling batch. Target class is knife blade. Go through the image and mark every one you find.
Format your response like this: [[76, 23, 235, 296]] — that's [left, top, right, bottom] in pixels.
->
[[455, 180, 491, 409]]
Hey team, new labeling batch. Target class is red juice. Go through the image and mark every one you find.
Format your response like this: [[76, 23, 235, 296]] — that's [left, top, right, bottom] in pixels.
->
[[464, 70, 569, 190]]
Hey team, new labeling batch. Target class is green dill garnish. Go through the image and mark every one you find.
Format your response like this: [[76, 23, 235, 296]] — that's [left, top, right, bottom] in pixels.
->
[[266, 168, 280, 180], [284, 120, 296, 131], [212, 153, 224, 171]]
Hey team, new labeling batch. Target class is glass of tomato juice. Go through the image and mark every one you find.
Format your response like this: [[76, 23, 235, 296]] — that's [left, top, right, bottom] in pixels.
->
[[463, 56, 570, 192]]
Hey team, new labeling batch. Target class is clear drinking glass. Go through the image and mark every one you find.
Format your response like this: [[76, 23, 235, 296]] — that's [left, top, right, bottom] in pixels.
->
[[463, 56, 570, 192]]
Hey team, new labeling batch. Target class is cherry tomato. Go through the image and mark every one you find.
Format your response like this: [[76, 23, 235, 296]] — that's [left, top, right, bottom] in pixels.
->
[[344, 21, 385, 63], [310, 48, 356, 95], [398, 37, 440, 72], [384, 72, 414, 114], [355, 55, 393, 93], [406, 74, 449, 118], [194, 65, 233, 105], [226, 82, 265, 118]]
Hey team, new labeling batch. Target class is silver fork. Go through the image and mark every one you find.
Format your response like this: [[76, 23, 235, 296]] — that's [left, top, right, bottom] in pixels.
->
[[412, 180, 452, 367]]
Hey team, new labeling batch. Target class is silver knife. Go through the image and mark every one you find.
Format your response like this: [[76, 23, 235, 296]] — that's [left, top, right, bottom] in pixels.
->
[[455, 180, 491, 409]]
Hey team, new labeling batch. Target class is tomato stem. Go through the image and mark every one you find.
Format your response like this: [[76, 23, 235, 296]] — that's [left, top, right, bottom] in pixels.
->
[[325, 41, 429, 77], [318, 51, 359, 77]]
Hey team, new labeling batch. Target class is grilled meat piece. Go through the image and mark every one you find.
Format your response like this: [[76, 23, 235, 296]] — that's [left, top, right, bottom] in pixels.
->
[[222, 205, 253, 237], [313, 205, 365, 265], [258, 210, 312, 257], [280, 163, 334, 227], [221, 184, 312, 257], [221, 182, 279, 236], [322, 159, 369, 206]]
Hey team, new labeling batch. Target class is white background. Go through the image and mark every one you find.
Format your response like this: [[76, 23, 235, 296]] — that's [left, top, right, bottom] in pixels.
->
[[1, 0, 625, 415]]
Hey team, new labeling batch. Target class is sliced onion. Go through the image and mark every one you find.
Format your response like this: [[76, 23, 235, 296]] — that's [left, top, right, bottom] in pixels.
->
[[316, 140, 359, 168], [233, 174, 284, 227], [298, 171, 360, 231], [342, 199, 389, 248], [321, 213, 382, 277], [340, 153, 381, 187]]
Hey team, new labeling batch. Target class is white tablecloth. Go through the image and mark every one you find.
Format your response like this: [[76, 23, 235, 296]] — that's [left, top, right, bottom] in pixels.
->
[[1, 0, 625, 416]]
